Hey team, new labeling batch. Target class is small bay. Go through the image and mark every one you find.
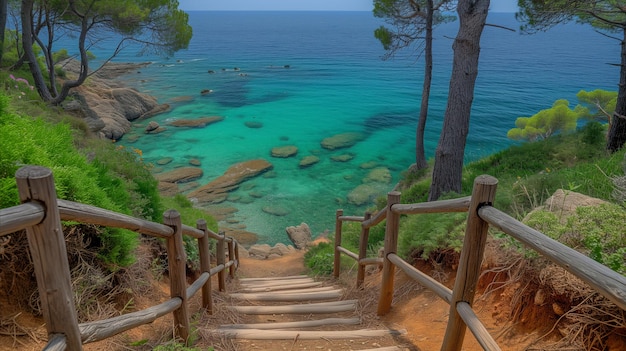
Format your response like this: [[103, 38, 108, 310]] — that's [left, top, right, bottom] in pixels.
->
[[107, 11, 618, 244]]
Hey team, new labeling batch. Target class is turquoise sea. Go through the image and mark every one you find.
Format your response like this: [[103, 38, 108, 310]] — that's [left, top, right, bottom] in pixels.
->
[[108, 11, 618, 245]]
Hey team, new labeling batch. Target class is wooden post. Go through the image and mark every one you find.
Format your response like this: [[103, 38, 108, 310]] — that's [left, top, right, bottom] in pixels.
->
[[234, 240, 240, 268], [356, 212, 372, 289], [377, 192, 401, 315], [217, 231, 226, 292], [163, 210, 190, 344], [441, 175, 498, 351], [228, 239, 235, 278], [333, 209, 343, 278], [196, 220, 213, 314], [15, 166, 83, 350]]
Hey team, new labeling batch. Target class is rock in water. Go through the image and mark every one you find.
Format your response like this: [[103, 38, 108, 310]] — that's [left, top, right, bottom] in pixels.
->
[[286, 223, 312, 249]]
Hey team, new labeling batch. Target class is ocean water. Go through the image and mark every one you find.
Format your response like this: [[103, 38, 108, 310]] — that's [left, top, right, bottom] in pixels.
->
[[108, 11, 618, 245]]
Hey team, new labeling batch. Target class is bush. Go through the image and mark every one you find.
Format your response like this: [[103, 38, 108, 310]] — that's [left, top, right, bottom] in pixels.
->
[[398, 211, 467, 259], [304, 241, 335, 275]]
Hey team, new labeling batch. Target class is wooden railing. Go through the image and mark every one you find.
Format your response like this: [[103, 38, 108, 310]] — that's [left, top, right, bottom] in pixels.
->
[[0, 166, 240, 350], [333, 175, 626, 351]]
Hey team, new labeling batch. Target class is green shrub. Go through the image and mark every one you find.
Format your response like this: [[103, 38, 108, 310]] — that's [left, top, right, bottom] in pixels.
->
[[304, 242, 335, 275], [398, 212, 467, 259]]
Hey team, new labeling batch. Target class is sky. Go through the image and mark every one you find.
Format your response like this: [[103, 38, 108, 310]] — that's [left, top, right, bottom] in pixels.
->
[[178, 0, 519, 12]]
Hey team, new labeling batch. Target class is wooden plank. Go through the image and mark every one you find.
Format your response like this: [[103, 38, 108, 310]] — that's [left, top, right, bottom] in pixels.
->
[[80, 298, 181, 343], [186, 272, 210, 299], [0, 202, 44, 236], [220, 317, 361, 329], [441, 175, 498, 351], [252, 286, 335, 295], [456, 302, 501, 351], [357, 212, 372, 288], [359, 347, 405, 351], [229, 300, 358, 314], [16, 166, 82, 349], [388, 254, 452, 304], [480, 205, 626, 311], [196, 220, 213, 313], [337, 246, 359, 261], [377, 191, 401, 315], [229, 290, 343, 302], [58, 199, 172, 238], [213, 328, 407, 340], [163, 210, 190, 344], [392, 196, 471, 215], [42, 334, 66, 351], [338, 215, 365, 222], [239, 282, 325, 292], [362, 208, 387, 229], [240, 277, 314, 286], [239, 275, 308, 282], [360, 257, 384, 266], [334, 209, 344, 278]]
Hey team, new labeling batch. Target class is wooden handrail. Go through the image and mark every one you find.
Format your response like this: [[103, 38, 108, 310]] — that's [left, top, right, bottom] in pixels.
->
[[392, 196, 471, 215], [362, 207, 386, 229], [479, 205, 626, 311], [388, 253, 452, 304], [0, 202, 44, 236], [58, 199, 174, 238], [1, 165, 240, 350], [337, 246, 358, 261]]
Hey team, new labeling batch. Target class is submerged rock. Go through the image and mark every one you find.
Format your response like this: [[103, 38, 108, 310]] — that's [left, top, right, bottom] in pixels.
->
[[262, 205, 290, 216], [299, 155, 320, 168], [168, 116, 224, 128], [187, 159, 273, 204], [320, 132, 365, 150], [363, 167, 392, 184], [271, 145, 298, 158], [331, 153, 355, 162], [155, 167, 203, 184]]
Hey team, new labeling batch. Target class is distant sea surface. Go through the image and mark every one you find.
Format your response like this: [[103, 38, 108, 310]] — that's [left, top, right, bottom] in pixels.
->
[[105, 11, 618, 245]]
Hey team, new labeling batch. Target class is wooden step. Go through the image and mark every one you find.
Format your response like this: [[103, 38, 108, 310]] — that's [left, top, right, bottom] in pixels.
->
[[238, 275, 309, 282], [229, 290, 343, 302], [238, 281, 323, 292], [239, 286, 337, 294], [228, 299, 358, 314], [219, 317, 361, 330], [211, 328, 407, 340]]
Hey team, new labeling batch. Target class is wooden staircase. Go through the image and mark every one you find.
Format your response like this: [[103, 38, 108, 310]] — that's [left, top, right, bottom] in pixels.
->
[[210, 275, 409, 351]]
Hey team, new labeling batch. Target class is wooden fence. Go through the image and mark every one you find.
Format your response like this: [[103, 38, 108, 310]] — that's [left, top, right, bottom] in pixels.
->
[[0, 166, 240, 350], [333, 175, 626, 351]]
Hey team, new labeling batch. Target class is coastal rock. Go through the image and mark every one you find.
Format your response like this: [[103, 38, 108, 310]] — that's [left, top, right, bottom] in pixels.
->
[[187, 159, 273, 204], [155, 167, 203, 184], [364, 167, 392, 184], [271, 145, 298, 158], [145, 121, 160, 132], [61, 59, 169, 140], [299, 155, 320, 168], [221, 227, 258, 246], [156, 157, 174, 165], [169, 116, 224, 128], [248, 244, 272, 258], [158, 182, 179, 197], [320, 132, 365, 150], [331, 153, 355, 162], [246, 243, 296, 259], [286, 222, 312, 249], [189, 158, 201, 166]]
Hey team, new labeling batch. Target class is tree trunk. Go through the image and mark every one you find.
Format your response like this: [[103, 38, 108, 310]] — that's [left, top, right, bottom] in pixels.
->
[[606, 27, 626, 152], [414, 0, 435, 171], [21, 0, 54, 102], [428, 0, 490, 201], [0, 0, 7, 66]]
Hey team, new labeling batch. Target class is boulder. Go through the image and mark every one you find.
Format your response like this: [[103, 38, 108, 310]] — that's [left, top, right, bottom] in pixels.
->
[[299, 155, 320, 168], [271, 145, 298, 158], [157, 182, 179, 197], [168, 116, 224, 128], [320, 132, 364, 150], [286, 222, 312, 249], [145, 121, 160, 132], [155, 167, 203, 184], [248, 244, 272, 259], [270, 243, 296, 256], [187, 159, 273, 204], [60, 60, 169, 140]]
